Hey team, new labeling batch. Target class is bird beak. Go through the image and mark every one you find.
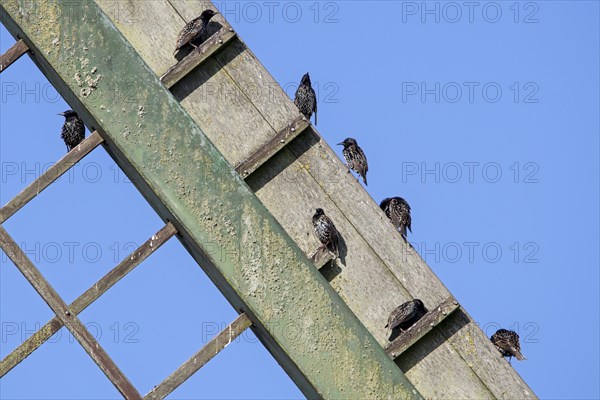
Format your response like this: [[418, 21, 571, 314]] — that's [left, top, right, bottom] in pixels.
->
[[337, 142, 343, 146], [57, 112, 65, 116]]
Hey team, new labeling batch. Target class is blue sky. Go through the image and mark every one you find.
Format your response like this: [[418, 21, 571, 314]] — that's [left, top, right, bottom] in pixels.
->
[[1, 1, 599, 399]]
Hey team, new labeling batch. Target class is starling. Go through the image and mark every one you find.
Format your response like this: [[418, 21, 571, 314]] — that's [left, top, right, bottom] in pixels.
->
[[338, 138, 368, 185], [386, 299, 428, 341], [174, 9, 218, 55], [312, 208, 339, 257], [490, 329, 526, 363], [58, 110, 85, 153], [294, 73, 317, 125], [380, 197, 412, 238]]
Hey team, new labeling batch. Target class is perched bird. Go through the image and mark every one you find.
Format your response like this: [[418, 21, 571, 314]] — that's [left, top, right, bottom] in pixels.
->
[[294, 73, 317, 125], [312, 208, 339, 257], [338, 138, 368, 185], [174, 9, 218, 55], [58, 110, 85, 152], [386, 299, 428, 341], [380, 197, 412, 239], [491, 329, 526, 364]]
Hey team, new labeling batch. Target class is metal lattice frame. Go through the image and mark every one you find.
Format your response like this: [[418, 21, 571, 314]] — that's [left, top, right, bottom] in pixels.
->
[[0, 85, 251, 399]]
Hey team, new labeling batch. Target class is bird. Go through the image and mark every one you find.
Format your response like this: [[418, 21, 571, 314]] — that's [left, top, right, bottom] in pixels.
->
[[338, 138, 368, 185], [385, 299, 428, 341], [174, 9, 218, 55], [312, 208, 339, 257], [380, 197, 412, 239], [58, 110, 85, 152], [490, 329, 526, 364], [294, 73, 317, 125]]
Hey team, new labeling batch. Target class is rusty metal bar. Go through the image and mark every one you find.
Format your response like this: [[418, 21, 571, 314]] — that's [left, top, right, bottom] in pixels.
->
[[144, 313, 252, 400], [386, 296, 460, 359], [0, 226, 142, 399], [236, 116, 310, 179], [0, 222, 177, 377], [160, 26, 237, 89], [0, 38, 28, 72], [0, 131, 104, 224]]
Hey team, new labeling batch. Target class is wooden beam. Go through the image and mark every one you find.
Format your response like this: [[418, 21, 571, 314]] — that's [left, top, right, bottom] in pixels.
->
[[386, 296, 460, 359], [0, 131, 104, 224], [0, 223, 177, 377], [0, 38, 28, 72], [0, 226, 141, 399], [144, 314, 252, 400], [94, 1, 536, 398], [160, 26, 237, 89], [236, 116, 309, 179], [0, 2, 420, 398]]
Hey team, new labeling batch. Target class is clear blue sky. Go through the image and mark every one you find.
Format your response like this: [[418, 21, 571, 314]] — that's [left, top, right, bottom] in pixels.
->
[[1, 1, 598, 399]]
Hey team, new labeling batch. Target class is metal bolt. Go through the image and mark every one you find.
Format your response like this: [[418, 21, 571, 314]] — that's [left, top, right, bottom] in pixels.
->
[[453, 300, 458, 305], [442, 311, 447, 315], [429, 322, 434, 327], [65, 310, 71, 316], [218, 39, 223, 44], [291, 127, 296, 132], [280, 139, 285, 143]]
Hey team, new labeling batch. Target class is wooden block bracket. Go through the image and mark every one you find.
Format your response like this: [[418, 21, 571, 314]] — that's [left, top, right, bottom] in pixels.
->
[[160, 25, 237, 89], [386, 296, 461, 359], [236, 116, 310, 179]]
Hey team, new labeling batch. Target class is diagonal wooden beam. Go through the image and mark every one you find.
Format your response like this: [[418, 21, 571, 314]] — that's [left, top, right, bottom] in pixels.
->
[[144, 313, 252, 400], [0, 38, 28, 72], [0, 222, 177, 377], [160, 26, 236, 89], [0, 1, 420, 398], [0, 226, 142, 399], [386, 296, 460, 359], [0, 131, 104, 224]]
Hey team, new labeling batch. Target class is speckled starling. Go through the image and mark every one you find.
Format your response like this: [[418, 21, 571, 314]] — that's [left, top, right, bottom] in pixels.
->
[[386, 299, 428, 340], [380, 197, 412, 238], [338, 138, 368, 185], [58, 110, 85, 153], [312, 208, 339, 257], [491, 329, 526, 363], [294, 73, 317, 125], [174, 9, 218, 55]]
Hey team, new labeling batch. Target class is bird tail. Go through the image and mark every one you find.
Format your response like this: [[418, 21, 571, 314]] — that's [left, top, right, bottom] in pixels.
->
[[363, 175, 368, 186], [513, 349, 526, 361]]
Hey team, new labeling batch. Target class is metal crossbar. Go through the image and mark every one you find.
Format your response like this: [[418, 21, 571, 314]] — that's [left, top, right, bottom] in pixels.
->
[[0, 223, 177, 377], [0, 131, 104, 224], [145, 314, 252, 400], [0, 226, 142, 398], [0, 38, 28, 72]]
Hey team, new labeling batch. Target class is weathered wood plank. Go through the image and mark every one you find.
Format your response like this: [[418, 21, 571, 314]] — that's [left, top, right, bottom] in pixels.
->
[[95, 0, 185, 75], [0, 223, 177, 378], [0, 226, 141, 399], [160, 26, 236, 89], [144, 313, 252, 400], [170, 56, 280, 167], [95, 1, 536, 398], [236, 116, 309, 178], [0, 131, 103, 224], [386, 296, 460, 359], [0, 38, 28, 72]]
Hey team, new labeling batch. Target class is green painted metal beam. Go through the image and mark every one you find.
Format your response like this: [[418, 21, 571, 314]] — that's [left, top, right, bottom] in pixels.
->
[[0, 1, 422, 399]]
